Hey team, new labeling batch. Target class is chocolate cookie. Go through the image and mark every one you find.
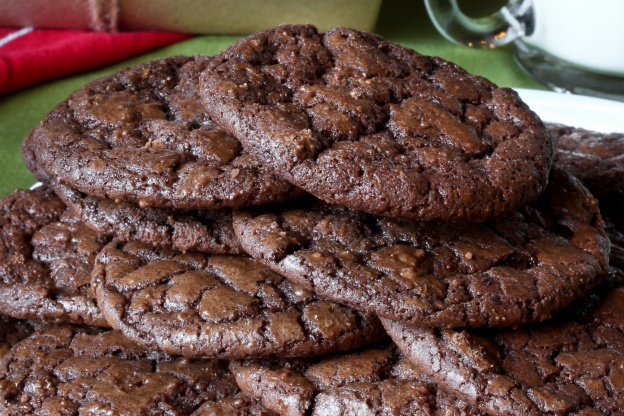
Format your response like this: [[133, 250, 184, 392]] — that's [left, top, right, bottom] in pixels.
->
[[0, 186, 65, 255], [200, 24, 552, 222], [0, 317, 37, 361], [0, 187, 110, 326], [92, 241, 385, 359], [549, 123, 624, 197], [0, 325, 239, 415], [55, 183, 242, 255], [606, 218, 624, 270], [233, 168, 609, 328], [22, 55, 302, 210], [549, 123, 624, 271], [384, 267, 624, 416], [192, 394, 277, 416], [0, 187, 108, 326], [552, 124, 624, 271], [230, 344, 483, 416]]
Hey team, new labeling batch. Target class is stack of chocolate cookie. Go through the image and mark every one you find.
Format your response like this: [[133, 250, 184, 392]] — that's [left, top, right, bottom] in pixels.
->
[[2, 24, 622, 415]]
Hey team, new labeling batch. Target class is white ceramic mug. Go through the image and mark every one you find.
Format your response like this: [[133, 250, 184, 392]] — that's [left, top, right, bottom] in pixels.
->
[[425, 0, 624, 100]]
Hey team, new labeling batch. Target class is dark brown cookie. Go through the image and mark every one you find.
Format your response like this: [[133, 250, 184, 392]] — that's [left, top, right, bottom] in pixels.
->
[[200, 24, 552, 222], [192, 394, 277, 416], [549, 122, 624, 197], [549, 122, 624, 271], [54, 183, 242, 255], [22, 55, 302, 210], [0, 186, 65, 255], [0, 325, 239, 415], [229, 344, 483, 416], [0, 187, 108, 326], [233, 168, 609, 328], [0, 317, 37, 361], [92, 240, 385, 359], [383, 266, 624, 416], [606, 218, 624, 270]]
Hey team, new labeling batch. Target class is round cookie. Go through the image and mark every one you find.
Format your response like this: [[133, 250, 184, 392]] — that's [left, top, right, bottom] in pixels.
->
[[233, 168, 609, 328], [229, 344, 483, 416], [200, 24, 552, 222], [0, 325, 239, 415], [0, 187, 109, 326], [548, 123, 624, 197], [92, 240, 385, 359], [22, 55, 303, 210], [548, 122, 624, 271], [383, 267, 624, 416], [55, 183, 242, 255]]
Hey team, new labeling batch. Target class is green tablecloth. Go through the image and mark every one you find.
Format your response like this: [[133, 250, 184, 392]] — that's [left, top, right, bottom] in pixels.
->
[[0, 0, 544, 197]]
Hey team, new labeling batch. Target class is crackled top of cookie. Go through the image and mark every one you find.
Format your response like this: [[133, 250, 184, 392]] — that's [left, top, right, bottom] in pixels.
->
[[0, 186, 65, 254], [0, 187, 108, 326], [384, 267, 624, 416], [233, 168, 609, 328], [230, 344, 483, 416], [22, 55, 302, 210], [549, 123, 624, 197], [0, 317, 36, 361], [192, 394, 277, 416], [200, 24, 552, 221], [55, 183, 242, 255], [0, 325, 239, 415], [549, 123, 624, 270], [92, 241, 385, 359], [0, 187, 65, 283]]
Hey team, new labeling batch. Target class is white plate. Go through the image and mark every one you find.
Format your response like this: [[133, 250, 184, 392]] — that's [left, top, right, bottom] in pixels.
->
[[514, 88, 624, 133]]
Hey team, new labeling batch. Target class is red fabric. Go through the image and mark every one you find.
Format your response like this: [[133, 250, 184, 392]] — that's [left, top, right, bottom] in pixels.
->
[[0, 28, 192, 94]]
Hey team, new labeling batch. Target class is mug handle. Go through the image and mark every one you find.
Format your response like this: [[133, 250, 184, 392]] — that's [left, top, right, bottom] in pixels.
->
[[424, 0, 533, 48]]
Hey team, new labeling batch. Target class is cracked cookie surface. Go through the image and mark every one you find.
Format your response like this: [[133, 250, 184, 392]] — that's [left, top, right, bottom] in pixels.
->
[[233, 168, 609, 328], [549, 123, 624, 197], [549, 122, 624, 272], [55, 183, 242, 255], [0, 316, 37, 361], [230, 344, 484, 416], [192, 393, 277, 416], [201, 24, 552, 221], [92, 241, 385, 359], [384, 266, 624, 416], [0, 325, 239, 415], [22, 55, 302, 210], [0, 187, 108, 326]]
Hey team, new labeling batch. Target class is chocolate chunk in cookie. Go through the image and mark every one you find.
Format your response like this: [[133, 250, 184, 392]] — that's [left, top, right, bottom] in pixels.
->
[[384, 266, 624, 416], [0, 325, 239, 415], [92, 241, 385, 359], [201, 24, 552, 221], [22, 55, 303, 210], [229, 344, 483, 416], [0, 187, 108, 326], [233, 168, 609, 328], [55, 183, 242, 255]]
